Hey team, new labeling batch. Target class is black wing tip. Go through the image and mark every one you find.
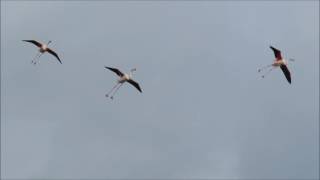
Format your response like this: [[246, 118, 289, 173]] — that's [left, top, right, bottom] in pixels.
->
[[280, 65, 291, 84], [270, 45, 276, 50], [54, 57, 62, 64], [54, 55, 62, 64], [105, 66, 113, 69], [270, 46, 281, 52], [137, 85, 143, 93]]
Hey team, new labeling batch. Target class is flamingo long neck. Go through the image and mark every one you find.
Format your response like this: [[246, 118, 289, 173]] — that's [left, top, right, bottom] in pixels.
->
[[129, 68, 136, 78], [129, 71, 134, 78]]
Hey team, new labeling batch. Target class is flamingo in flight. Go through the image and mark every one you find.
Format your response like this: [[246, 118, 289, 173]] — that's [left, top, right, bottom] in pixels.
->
[[105, 66, 142, 99], [23, 40, 61, 65], [258, 46, 294, 84]]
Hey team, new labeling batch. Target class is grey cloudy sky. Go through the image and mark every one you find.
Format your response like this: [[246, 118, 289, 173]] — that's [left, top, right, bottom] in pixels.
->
[[1, 1, 319, 179]]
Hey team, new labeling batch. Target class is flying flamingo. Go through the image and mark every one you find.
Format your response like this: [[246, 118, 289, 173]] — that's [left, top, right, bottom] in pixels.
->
[[23, 40, 62, 65], [105, 66, 142, 99], [258, 46, 294, 84]]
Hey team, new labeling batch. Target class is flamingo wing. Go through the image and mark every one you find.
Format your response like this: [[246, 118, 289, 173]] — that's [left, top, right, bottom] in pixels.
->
[[280, 65, 291, 84], [23, 40, 43, 48], [47, 48, 62, 64], [105, 66, 124, 77], [127, 79, 142, 93], [270, 46, 282, 60]]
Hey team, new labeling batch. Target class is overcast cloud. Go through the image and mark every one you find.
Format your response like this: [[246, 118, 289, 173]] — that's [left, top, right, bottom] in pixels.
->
[[1, 1, 319, 179]]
